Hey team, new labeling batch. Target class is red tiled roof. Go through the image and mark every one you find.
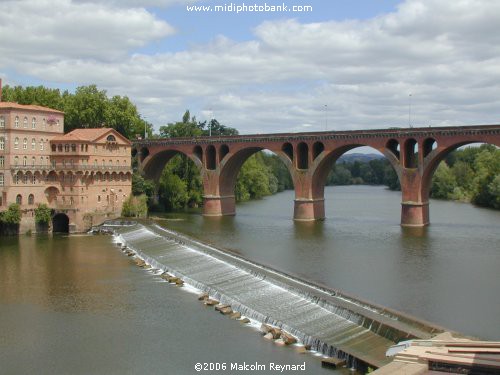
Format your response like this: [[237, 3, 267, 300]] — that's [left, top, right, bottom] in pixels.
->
[[0, 101, 64, 114], [50, 127, 131, 144]]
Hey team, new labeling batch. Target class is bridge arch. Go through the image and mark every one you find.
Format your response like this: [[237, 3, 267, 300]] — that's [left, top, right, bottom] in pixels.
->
[[310, 144, 401, 200], [218, 147, 294, 198], [141, 148, 202, 182]]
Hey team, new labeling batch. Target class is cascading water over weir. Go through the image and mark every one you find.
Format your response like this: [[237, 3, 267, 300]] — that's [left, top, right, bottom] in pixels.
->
[[113, 222, 447, 369]]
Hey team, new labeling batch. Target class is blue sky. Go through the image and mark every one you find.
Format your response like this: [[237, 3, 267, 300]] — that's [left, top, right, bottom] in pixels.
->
[[1, 0, 499, 134]]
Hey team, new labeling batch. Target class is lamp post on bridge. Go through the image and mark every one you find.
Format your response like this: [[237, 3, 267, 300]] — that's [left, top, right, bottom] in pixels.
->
[[409, 93, 412, 128]]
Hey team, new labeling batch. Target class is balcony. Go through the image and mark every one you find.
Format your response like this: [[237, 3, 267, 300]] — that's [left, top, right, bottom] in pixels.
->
[[10, 165, 132, 173]]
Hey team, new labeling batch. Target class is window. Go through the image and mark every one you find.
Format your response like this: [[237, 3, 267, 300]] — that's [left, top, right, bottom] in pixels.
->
[[32, 138, 36, 150], [0, 116, 4, 128], [106, 135, 116, 142], [40, 157, 44, 166], [31, 156, 35, 166], [0, 156, 4, 167], [64, 144, 69, 152], [32, 117, 36, 129], [23, 174, 28, 184], [98, 195, 101, 202], [70, 159, 74, 167], [14, 137, 19, 149], [0, 137, 4, 150], [16, 194, 22, 205], [71, 144, 76, 152], [0, 173, 3, 186], [32, 174, 36, 184], [52, 144, 56, 152], [15, 116, 19, 128], [23, 156, 27, 166], [58, 144, 62, 152], [109, 159, 113, 165], [51, 160, 56, 168], [42, 118, 46, 130], [70, 197, 74, 205], [14, 156, 19, 166], [23, 138, 28, 150], [28, 194, 34, 205], [23, 117, 28, 128], [40, 139, 44, 151]]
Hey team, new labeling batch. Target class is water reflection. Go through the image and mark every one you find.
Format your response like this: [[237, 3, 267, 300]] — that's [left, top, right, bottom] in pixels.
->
[[293, 220, 325, 239], [0, 234, 132, 314]]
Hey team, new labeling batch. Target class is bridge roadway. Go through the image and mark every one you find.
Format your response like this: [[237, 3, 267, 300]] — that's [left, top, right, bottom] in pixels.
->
[[133, 124, 500, 226]]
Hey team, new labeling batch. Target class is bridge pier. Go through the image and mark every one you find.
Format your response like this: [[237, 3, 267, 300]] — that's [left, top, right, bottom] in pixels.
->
[[401, 201, 429, 227], [294, 198, 325, 221], [202, 195, 236, 217]]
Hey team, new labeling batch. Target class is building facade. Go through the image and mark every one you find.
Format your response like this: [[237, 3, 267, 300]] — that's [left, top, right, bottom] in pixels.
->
[[0, 102, 132, 232]]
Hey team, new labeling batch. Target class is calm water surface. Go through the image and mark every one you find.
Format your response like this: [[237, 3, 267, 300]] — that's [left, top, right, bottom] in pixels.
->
[[158, 186, 500, 341], [0, 234, 343, 375]]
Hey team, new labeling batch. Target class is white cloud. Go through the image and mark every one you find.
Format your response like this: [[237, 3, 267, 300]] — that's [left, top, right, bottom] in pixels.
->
[[1, 0, 500, 134], [0, 0, 174, 64]]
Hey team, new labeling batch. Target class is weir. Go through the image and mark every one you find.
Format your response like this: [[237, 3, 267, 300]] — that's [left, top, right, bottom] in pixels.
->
[[114, 222, 448, 369]]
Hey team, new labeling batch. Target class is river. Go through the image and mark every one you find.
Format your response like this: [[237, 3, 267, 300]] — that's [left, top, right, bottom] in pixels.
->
[[156, 185, 500, 341], [0, 185, 499, 374]]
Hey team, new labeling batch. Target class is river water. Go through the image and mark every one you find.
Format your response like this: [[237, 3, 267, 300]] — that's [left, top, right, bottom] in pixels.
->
[[0, 186, 499, 374], [157, 186, 500, 341], [0, 231, 344, 374]]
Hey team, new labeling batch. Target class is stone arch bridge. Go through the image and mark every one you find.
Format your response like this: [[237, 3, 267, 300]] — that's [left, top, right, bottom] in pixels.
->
[[133, 125, 500, 227]]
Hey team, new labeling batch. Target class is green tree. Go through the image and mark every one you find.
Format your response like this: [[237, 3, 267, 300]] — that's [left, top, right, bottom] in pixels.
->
[[431, 163, 457, 199], [0, 204, 22, 225], [34, 204, 52, 224]]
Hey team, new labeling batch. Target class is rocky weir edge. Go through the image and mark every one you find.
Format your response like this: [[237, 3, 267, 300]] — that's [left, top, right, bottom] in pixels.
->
[[104, 221, 452, 371]]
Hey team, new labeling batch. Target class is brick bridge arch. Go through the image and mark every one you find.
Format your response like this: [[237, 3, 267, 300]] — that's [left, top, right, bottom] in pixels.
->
[[133, 125, 500, 227]]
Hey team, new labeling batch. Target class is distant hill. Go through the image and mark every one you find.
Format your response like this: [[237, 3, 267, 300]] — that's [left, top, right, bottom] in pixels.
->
[[338, 153, 384, 163]]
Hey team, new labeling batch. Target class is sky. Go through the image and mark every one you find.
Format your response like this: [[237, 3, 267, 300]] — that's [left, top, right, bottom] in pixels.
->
[[1, 0, 500, 135]]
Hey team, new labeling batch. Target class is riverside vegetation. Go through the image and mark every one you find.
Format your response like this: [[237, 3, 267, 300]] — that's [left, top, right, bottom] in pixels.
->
[[2, 84, 499, 216]]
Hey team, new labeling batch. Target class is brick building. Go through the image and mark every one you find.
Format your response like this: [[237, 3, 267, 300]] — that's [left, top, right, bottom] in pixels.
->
[[0, 101, 132, 233]]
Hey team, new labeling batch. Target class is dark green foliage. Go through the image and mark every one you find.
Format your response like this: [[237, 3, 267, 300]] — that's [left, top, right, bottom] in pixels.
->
[[0, 204, 22, 225], [34, 204, 52, 224], [1, 84, 152, 140], [430, 145, 500, 209]]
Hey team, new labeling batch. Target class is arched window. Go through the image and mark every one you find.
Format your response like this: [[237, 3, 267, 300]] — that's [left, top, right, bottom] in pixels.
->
[[0, 116, 4, 128], [0, 137, 5, 150], [0, 173, 4, 187], [40, 139, 44, 151], [14, 137, 19, 149], [32, 117, 36, 129], [23, 138, 28, 150], [31, 138, 36, 150], [23, 117, 28, 128], [14, 116, 19, 128], [42, 118, 46, 130], [28, 194, 34, 205], [23, 156, 27, 166], [40, 157, 44, 166], [16, 194, 22, 205], [31, 156, 36, 166], [14, 156, 19, 166], [106, 135, 116, 142]]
